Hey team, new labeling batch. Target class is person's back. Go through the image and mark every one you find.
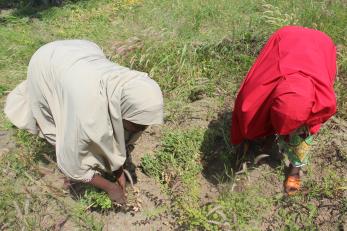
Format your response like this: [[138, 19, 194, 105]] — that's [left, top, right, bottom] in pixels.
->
[[232, 26, 336, 144], [231, 26, 337, 195], [5, 40, 164, 203]]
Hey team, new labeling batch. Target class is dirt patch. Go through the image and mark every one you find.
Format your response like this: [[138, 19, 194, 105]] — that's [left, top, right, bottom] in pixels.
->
[[307, 121, 347, 230], [166, 97, 222, 129], [103, 125, 174, 230], [169, 97, 224, 195], [6, 166, 80, 231], [2, 95, 346, 230], [216, 113, 347, 230], [37, 204, 77, 231], [198, 173, 219, 204], [0, 124, 172, 230], [112, 37, 144, 57], [262, 120, 347, 230], [0, 130, 15, 160]]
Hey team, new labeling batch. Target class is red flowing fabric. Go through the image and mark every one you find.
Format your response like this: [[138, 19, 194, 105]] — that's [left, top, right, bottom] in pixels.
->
[[231, 26, 336, 145]]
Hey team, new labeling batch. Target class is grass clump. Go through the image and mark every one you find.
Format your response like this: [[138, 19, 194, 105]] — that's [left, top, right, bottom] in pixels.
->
[[141, 129, 205, 226], [0, 128, 104, 229], [0, 85, 8, 96], [141, 129, 204, 184], [140, 127, 274, 230], [305, 168, 347, 200], [0, 177, 26, 228], [215, 189, 273, 230]]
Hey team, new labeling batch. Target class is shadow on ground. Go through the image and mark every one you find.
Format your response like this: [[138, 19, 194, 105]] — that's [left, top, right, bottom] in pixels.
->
[[200, 108, 285, 185], [199, 109, 235, 185], [0, 0, 76, 20]]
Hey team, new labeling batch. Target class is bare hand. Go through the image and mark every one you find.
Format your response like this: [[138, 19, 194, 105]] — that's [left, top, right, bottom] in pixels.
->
[[88, 174, 126, 204], [107, 184, 126, 204], [114, 167, 126, 193]]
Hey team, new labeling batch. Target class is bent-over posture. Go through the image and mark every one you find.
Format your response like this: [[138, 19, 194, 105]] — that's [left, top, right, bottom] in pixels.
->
[[231, 26, 336, 195], [5, 40, 164, 203]]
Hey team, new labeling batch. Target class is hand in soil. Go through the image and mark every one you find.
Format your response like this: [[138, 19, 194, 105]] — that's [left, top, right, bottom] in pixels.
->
[[88, 174, 126, 204], [107, 184, 126, 204], [114, 168, 126, 193]]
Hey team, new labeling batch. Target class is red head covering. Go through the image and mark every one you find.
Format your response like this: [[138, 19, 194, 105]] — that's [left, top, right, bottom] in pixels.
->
[[231, 26, 336, 144]]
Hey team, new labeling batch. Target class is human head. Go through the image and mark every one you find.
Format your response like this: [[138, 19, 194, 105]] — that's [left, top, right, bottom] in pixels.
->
[[120, 76, 164, 127]]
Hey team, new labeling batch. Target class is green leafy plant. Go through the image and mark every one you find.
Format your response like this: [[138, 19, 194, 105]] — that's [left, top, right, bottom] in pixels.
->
[[0, 85, 8, 96], [80, 187, 112, 210]]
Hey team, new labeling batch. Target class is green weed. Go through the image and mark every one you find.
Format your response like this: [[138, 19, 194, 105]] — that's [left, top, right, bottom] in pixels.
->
[[0, 85, 8, 96], [141, 129, 204, 183], [194, 188, 273, 230], [305, 169, 346, 199], [141, 129, 205, 226], [79, 187, 113, 210]]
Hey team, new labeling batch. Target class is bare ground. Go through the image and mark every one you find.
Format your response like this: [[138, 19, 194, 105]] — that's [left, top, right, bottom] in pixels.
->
[[231, 118, 347, 230], [1, 96, 346, 230]]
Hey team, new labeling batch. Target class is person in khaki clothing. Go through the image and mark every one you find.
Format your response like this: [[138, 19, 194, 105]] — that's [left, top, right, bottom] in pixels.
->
[[5, 40, 164, 203]]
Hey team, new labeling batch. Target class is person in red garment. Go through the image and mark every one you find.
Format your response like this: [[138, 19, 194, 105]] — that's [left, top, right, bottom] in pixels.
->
[[231, 26, 337, 195]]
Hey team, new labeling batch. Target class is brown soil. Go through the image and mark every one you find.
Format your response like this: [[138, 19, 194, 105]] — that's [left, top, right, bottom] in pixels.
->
[[215, 113, 347, 231], [0, 130, 15, 160], [1, 96, 346, 230], [102, 125, 173, 231]]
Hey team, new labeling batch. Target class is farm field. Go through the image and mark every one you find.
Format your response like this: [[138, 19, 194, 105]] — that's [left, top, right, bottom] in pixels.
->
[[0, 0, 346, 230]]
